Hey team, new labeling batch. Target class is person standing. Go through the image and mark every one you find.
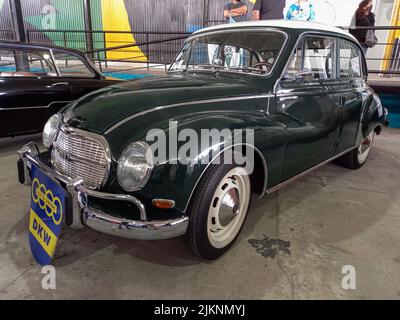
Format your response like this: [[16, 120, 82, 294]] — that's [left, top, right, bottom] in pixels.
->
[[224, 0, 249, 23], [285, 0, 316, 21], [252, 0, 286, 20], [349, 0, 376, 53]]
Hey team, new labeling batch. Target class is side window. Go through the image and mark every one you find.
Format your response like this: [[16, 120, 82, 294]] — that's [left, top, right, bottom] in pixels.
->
[[53, 50, 94, 78], [0, 49, 16, 76], [0, 48, 56, 77], [339, 40, 363, 79], [26, 50, 55, 76], [285, 42, 303, 79], [285, 36, 336, 80]]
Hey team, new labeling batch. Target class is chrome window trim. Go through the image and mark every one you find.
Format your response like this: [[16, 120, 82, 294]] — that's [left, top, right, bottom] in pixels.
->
[[273, 31, 369, 95], [51, 49, 97, 79], [104, 94, 274, 134], [275, 33, 339, 89], [49, 49, 61, 77], [52, 124, 112, 188], [168, 27, 289, 78]]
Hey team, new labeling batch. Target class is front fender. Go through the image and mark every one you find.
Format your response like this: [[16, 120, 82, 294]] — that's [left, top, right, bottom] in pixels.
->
[[137, 112, 263, 213], [132, 111, 286, 214]]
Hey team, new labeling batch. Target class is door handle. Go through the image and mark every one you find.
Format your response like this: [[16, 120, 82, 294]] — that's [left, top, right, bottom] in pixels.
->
[[51, 82, 69, 87]]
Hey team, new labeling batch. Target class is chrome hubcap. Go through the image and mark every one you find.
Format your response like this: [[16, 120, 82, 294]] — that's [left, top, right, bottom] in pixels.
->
[[357, 132, 374, 164], [207, 167, 251, 249]]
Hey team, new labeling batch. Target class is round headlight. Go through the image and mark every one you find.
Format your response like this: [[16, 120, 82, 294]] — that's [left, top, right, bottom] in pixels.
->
[[117, 142, 154, 192], [42, 114, 61, 148]]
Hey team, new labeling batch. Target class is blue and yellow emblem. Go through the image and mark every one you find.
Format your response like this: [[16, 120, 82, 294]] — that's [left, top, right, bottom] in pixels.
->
[[29, 165, 66, 265]]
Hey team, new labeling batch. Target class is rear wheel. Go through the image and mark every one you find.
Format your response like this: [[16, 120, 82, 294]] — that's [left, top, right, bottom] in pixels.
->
[[186, 164, 251, 260], [337, 131, 374, 169]]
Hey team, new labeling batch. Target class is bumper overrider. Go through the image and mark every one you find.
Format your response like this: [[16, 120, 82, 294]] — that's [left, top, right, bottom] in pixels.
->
[[17, 142, 189, 240]]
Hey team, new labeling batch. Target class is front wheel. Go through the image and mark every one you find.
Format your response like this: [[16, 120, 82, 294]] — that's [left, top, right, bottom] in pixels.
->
[[337, 131, 374, 169], [186, 164, 251, 260]]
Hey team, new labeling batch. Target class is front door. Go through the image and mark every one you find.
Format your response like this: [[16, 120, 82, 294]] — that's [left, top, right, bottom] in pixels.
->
[[276, 35, 342, 180]]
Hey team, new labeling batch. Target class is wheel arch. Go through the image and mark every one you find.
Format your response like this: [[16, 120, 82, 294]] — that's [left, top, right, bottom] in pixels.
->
[[183, 143, 268, 213], [360, 92, 386, 139]]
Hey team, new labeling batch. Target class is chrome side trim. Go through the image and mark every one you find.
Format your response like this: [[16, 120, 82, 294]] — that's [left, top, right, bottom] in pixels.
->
[[0, 101, 71, 111], [104, 94, 274, 134], [183, 143, 268, 213], [265, 146, 357, 194]]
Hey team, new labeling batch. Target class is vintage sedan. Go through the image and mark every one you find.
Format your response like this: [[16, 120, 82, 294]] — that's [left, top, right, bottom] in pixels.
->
[[18, 21, 387, 262], [0, 41, 120, 137]]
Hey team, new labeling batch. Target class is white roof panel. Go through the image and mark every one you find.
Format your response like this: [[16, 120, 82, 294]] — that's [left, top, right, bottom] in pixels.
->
[[193, 20, 356, 41]]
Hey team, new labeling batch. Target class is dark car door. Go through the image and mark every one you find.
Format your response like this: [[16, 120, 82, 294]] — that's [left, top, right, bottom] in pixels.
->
[[276, 35, 342, 180], [336, 39, 366, 152], [0, 46, 118, 137], [0, 47, 73, 136]]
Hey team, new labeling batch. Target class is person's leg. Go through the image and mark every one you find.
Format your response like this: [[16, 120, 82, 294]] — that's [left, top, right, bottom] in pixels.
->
[[362, 45, 368, 55]]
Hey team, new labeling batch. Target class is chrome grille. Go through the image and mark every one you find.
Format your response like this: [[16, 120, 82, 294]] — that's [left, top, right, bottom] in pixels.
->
[[52, 127, 110, 189]]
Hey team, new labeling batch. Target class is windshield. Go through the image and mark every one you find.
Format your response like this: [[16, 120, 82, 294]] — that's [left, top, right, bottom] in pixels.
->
[[170, 31, 286, 75]]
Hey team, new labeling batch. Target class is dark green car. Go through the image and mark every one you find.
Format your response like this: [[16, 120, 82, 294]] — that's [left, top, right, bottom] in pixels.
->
[[18, 21, 387, 260]]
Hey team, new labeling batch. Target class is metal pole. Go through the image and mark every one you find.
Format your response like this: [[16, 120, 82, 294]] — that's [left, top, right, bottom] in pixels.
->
[[146, 33, 150, 70], [83, 0, 94, 60], [9, 0, 29, 71], [103, 32, 108, 68], [203, 0, 210, 28], [9, 0, 26, 42]]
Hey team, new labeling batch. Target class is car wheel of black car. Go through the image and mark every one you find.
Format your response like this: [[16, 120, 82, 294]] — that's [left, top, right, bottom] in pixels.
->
[[337, 131, 374, 169], [186, 162, 251, 260]]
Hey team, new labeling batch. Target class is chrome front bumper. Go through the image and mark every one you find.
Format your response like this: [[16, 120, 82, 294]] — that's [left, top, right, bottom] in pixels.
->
[[17, 142, 189, 240]]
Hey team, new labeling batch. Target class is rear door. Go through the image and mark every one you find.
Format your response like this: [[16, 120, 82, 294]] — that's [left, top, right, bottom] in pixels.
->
[[276, 35, 342, 180], [336, 39, 366, 152]]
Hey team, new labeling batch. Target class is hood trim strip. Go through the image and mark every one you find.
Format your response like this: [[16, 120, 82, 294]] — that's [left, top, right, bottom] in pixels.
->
[[104, 94, 273, 134]]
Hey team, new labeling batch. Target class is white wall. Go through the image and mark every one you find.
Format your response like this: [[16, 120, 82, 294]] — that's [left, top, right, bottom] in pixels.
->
[[284, 0, 378, 26]]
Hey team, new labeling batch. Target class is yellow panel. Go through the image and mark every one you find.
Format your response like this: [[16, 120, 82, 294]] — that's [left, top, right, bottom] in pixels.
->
[[382, 0, 400, 71], [101, 0, 147, 61], [29, 209, 58, 258]]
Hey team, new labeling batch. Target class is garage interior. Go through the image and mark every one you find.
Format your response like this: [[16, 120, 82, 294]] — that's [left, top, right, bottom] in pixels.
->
[[0, 0, 400, 300]]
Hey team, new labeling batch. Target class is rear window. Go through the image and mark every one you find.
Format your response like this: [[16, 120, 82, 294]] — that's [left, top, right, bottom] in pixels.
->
[[339, 40, 364, 78], [0, 49, 16, 75], [0, 48, 57, 77]]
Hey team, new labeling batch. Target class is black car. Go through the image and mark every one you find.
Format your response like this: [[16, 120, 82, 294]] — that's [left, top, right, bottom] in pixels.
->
[[0, 41, 121, 137]]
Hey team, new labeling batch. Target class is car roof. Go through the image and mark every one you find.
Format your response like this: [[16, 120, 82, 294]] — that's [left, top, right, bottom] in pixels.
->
[[0, 40, 87, 57], [193, 20, 357, 42]]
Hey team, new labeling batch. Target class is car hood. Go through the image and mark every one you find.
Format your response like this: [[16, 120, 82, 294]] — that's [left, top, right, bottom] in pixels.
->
[[64, 73, 261, 134]]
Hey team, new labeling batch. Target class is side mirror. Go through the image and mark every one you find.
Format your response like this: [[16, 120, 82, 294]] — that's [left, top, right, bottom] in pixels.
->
[[295, 70, 314, 82]]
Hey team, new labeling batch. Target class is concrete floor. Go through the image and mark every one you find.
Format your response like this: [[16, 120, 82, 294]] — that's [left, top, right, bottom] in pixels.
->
[[0, 129, 399, 300]]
